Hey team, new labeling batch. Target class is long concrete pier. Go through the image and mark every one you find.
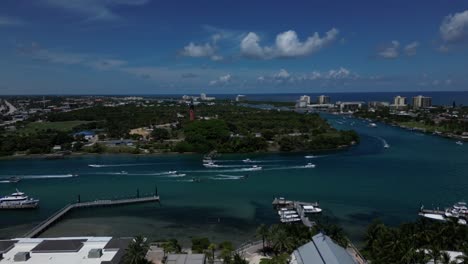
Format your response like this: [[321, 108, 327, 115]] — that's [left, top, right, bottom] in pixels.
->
[[24, 195, 160, 238]]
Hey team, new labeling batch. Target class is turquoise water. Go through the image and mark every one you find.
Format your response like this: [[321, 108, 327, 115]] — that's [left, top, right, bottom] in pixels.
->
[[0, 114, 467, 245]]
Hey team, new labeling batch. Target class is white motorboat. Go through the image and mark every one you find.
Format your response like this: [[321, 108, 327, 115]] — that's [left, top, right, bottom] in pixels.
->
[[203, 162, 221, 168], [246, 165, 262, 171], [304, 155, 315, 159], [167, 171, 177, 174], [303, 205, 322, 213], [242, 158, 254, 163], [304, 163, 316, 168], [456, 141, 463, 146], [0, 189, 39, 209], [384, 143, 390, 148], [369, 123, 378, 128]]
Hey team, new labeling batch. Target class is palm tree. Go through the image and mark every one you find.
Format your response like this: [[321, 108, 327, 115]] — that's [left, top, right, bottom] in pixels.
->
[[208, 243, 217, 263], [124, 236, 151, 264], [256, 224, 269, 254], [269, 225, 294, 255], [162, 239, 182, 257]]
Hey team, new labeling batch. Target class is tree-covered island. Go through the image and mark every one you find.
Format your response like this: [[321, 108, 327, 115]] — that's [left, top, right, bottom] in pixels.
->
[[0, 101, 358, 156]]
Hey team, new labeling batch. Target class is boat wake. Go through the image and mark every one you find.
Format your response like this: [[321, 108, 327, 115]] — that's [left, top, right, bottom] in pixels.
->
[[88, 163, 163, 168], [209, 174, 244, 180], [0, 174, 78, 181], [376, 137, 390, 148]]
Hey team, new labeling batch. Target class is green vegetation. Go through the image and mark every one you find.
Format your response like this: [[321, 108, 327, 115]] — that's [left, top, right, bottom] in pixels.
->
[[362, 219, 468, 264], [124, 236, 151, 264], [18, 120, 91, 134], [0, 102, 359, 156]]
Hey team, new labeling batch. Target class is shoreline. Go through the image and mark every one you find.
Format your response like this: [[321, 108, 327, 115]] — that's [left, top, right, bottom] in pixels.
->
[[352, 115, 468, 142], [0, 144, 355, 161]]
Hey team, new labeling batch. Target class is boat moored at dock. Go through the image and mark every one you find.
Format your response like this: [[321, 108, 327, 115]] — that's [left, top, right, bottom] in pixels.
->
[[0, 189, 39, 209], [419, 201, 468, 225]]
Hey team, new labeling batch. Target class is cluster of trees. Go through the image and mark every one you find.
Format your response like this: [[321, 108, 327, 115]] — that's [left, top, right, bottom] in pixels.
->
[[0, 129, 76, 156], [1, 102, 360, 156], [362, 219, 468, 264]]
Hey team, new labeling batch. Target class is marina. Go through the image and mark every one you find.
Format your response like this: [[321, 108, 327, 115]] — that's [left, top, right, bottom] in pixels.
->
[[273, 197, 322, 227], [419, 202, 468, 225]]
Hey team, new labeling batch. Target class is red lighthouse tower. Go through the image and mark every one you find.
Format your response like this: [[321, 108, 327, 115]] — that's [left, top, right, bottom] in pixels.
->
[[189, 103, 195, 121]]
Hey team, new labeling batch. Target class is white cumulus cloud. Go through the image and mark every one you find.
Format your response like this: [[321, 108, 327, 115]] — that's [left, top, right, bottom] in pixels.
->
[[241, 28, 339, 59], [209, 74, 232, 86], [440, 10, 468, 43], [181, 42, 216, 58]]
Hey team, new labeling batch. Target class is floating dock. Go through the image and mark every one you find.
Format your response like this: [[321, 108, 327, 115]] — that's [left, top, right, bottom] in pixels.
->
[[24, 195, 160, 238]]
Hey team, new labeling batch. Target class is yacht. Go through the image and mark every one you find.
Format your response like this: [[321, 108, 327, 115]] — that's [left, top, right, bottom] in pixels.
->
[[0, 189, 39, 209], [456, 141, 463, 146], [445, 202, 468, 218], [304, 163, 316, 168], [203, 162, 221, 168]]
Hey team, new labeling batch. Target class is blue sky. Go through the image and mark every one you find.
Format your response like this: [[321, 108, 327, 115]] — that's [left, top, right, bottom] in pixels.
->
[[0, 0, 467, 94]]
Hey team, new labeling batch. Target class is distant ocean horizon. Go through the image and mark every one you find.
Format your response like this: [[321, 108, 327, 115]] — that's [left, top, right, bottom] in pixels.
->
[[4, 91, 468, 105]]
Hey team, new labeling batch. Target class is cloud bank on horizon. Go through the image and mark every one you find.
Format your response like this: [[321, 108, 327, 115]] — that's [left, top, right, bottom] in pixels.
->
[[0, 0, 467, 94]]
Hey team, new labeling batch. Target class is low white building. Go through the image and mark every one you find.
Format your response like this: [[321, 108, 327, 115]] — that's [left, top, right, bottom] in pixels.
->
[[0, 237, 131, 264]]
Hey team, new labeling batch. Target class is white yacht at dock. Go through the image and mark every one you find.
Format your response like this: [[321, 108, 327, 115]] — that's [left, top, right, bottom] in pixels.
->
[[0, 189, 39, 209]]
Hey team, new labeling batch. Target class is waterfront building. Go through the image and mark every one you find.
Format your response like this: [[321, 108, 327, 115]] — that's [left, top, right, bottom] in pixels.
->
[[392, 96, 407, 109], [200, 93, 215, 101], [296, 95, 310, 108], [317, 95, 331, 104], [336, 101, 364, 113], [368, 101, 390, 108], [412, 95, 432, 109], [0, 237, 131, 264], [289, 233, 358, 264]]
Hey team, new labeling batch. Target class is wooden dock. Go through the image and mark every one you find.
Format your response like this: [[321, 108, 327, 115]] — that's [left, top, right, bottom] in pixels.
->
[[24, 195, 160, 238]]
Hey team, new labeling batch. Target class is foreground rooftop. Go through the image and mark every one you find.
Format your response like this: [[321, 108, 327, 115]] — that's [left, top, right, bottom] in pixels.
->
[[0, 237, 131, 264]]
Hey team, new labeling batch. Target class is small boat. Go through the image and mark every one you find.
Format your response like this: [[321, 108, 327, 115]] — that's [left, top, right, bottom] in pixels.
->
[[384, 143, 390, 149], [303, 205, 322, 213], [167, 171, 177, 174], [246, 165, 262, 171], [242, 158, 254, 163], [203, 162, 220, 168], [456, 141, 463, 146], [88, 164, 102, 168], [304, 155, 315, 159], [369, 123, 378, 128], [202, 158, 212, 163], [304, 163, 316, 168], [8, 177, 21, 183], [0, 189, 39, 209]]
